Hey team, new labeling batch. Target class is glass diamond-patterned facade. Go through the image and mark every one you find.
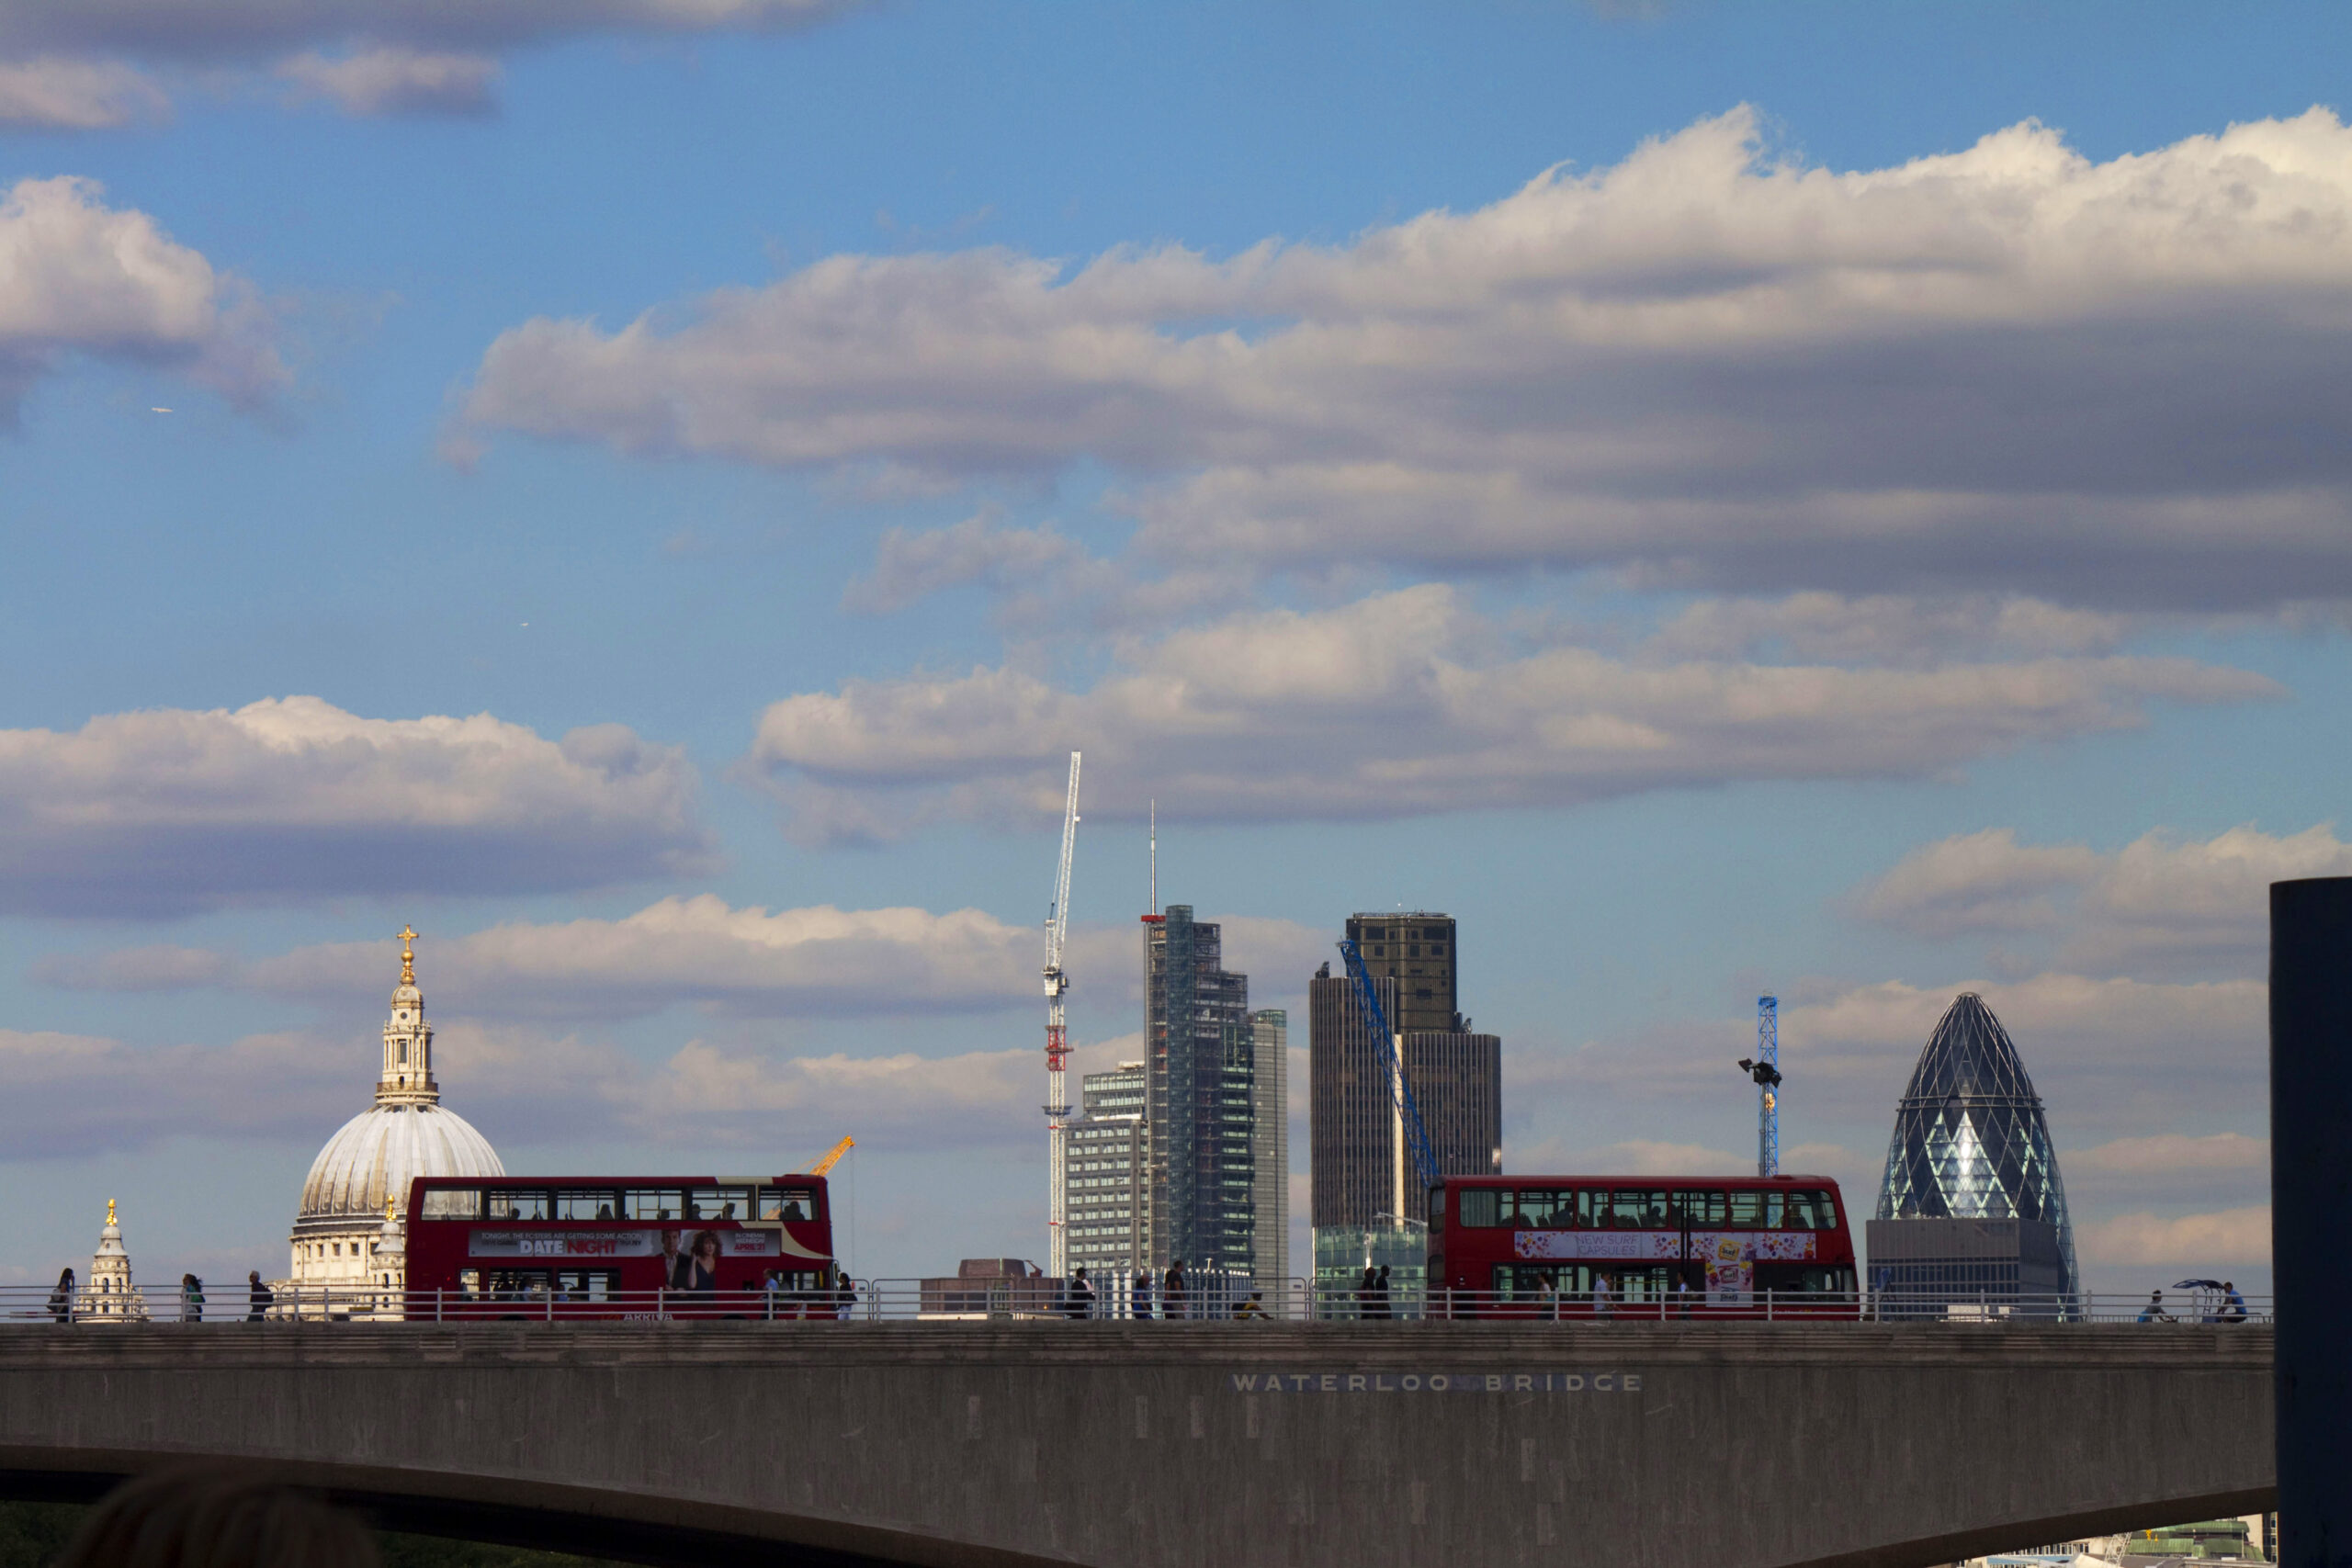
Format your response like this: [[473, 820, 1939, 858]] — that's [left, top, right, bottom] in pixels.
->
[[1871, 992, 2078, 1302]]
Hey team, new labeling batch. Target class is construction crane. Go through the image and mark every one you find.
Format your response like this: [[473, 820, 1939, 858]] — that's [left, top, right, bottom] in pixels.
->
[[807, 1136, 855, 1177], [1042, 751, 1081, 1277], [1736, 995, 1781, 1178], [1338, 937, 1441, 1206]]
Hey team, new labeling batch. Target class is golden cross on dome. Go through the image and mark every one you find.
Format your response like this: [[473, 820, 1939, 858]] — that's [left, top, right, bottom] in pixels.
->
[[398, 924, 419, 984]]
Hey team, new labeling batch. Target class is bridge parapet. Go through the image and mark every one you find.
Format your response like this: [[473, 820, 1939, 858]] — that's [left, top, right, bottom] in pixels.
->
[[0, 1323, 2274, 1568]]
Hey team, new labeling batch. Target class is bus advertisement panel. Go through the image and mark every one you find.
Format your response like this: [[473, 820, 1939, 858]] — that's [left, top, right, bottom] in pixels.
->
[[1428, 1174, 1859, 1318], [402, 1174, 839, 1319]]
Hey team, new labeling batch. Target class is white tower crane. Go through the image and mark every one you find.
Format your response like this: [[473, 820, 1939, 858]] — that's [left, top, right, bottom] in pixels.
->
[[1043, 751, 1081, 1276]]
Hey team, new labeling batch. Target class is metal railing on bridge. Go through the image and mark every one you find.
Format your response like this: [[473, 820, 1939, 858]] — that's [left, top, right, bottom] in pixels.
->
[[0, 1281, 2272, 1327]]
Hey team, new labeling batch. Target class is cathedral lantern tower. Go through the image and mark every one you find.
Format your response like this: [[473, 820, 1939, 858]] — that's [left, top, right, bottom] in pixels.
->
[[382, 925, 435, 1100]]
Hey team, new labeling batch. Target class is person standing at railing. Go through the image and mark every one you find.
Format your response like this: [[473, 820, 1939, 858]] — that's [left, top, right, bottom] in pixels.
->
[[1164, 1259, 1188, 1321], [179, 1274, 203, 1324], [1591, 1270, 1613, 1321], [48, 1268, 74, 1325], [246, 1270, 272, 1324], [1369, 1265, 1393, 1321], [1063, 1266, 1096, 1320], [1131, 1268, 1154, 1320], [2221, 1281, 2249, 1324], [831, 1265, 856, 1320]]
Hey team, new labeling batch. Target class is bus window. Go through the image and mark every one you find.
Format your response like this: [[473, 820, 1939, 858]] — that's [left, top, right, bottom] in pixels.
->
[[554, 1269, 619, 1302], [1783, 1190, 1837, 1230], [626, 1190, 684, 1221], [1427, 1186, 1446, 1239], [420, 1189, 481, 1220], [486, 1190, 550, 1222], [1611, 1190, 1667, 1229], [1570, 1190, 1605, 1229], [1728, 1190, 1765, 1227], [1672, 1189, 1727, 1226], [759, 1187, 818, 1222], [558, 1190, 620, 1222], [1459, 1188, 1501, 1228], [457, 1269, 481, 1299], [1506, 1189, 1561, 1228], [685, 1187, 753, 1221]]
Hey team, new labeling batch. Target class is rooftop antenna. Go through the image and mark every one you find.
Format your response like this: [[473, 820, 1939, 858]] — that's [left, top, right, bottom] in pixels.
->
[[1148, 799, 1157, 916]]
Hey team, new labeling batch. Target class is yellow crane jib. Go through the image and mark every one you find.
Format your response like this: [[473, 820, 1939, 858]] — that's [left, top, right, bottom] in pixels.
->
[[808, 1136, 855, 1177]]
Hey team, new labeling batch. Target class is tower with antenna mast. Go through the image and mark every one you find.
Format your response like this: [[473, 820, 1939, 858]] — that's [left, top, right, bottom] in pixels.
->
[[1043, 751, 1082, 1277]]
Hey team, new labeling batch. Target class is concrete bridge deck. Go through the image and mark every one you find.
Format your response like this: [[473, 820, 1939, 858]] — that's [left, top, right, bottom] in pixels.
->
[[0, 1321, 2274, 1568]]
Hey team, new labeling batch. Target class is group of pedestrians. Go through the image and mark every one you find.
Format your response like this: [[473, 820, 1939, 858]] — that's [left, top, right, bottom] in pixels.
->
[[45, 1267, 276, 1324], [1051, 1259, 1280, 1319]]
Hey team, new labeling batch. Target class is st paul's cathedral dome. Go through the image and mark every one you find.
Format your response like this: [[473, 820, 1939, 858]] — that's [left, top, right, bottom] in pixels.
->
[[288, 927, 503, 1291]]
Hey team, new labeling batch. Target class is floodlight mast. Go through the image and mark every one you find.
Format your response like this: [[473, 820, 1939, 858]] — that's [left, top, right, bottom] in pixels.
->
[[1043, 751, 1081, 1276], [1736, 996, 1782, 1179]]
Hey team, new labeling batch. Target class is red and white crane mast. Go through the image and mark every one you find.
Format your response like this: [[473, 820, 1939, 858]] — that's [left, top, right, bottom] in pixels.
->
[[1043, 751, 1081, 1277]]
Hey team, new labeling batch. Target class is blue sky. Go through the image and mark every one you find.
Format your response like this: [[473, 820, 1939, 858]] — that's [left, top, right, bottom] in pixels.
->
[[3, 0, 2343, 1295]]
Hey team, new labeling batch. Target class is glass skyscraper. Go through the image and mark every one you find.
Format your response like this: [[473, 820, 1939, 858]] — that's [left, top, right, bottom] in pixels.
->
[[1868, 992, 2079, 1308]]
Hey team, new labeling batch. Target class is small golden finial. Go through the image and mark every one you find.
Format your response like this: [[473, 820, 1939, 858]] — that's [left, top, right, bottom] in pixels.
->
[[398, 924, 419, 984], [107, 1198, 117, 1227], [385, 1195, 397, 1223]]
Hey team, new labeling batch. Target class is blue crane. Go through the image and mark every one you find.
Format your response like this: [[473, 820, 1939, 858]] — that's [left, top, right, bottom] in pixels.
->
[[1736, 995, 1781, 1178], [1338, 938, 1442, 1193]]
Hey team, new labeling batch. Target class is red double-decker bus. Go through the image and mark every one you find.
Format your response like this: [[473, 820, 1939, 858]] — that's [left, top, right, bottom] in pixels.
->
[[1428, 1173, 1859, 1317], [402, 1174, 838, 1319]]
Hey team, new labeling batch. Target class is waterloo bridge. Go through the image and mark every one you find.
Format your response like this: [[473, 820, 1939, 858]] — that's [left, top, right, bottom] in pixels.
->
[[0, 1318, 2273, 1568]]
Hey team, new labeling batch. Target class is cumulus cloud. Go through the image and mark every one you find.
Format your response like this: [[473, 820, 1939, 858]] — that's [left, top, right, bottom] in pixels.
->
[[0, 57, 164, 127], [0, 696, 711, 916], [466, 107, 2352, 610], [276, 45, 497, 116], [2078, 1206, 2271, 1266], [743, 584, 2271, 839], [0, 175, 282, 417], [40, 897, 1326, 1021], [1855, 822, 2352, 977]]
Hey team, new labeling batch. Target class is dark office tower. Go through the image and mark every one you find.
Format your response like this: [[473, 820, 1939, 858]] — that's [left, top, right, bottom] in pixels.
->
[[1344, 911, 1461, 1034], [1310, 912, 1501, 1231], [1867, 993, 2079, 1310], [1143, 906, 1258, 1273]]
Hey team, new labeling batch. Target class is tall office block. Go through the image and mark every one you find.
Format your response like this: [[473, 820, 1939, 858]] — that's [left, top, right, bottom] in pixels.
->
[[1309, 911, 1501, 1231], [1144, 906, 1257, 1272], [1867, 992, 2078, 1311], [1250, 1009, 1290, 1284], [1341, 911, 1461, 1034], [1061, 1061, 1148, 1279]]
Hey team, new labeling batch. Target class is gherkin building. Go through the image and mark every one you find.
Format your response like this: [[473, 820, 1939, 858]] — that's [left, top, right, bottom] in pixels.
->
[[1870, 993, 2078, 1305]]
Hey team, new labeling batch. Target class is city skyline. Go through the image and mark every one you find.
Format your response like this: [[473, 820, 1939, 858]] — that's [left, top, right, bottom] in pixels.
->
[[4, 1, 2337, 1293]]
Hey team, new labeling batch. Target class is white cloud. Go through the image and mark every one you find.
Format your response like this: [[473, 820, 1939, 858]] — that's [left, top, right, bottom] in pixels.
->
[[2078, 1206, 2270, 1266], [0, 696, 710, 915], [743, 584, 2271, 839], [40, 897, 1324, 1021], [0, 175, 282, 416], [1646, 593, 2130, 668], [465, 107, 2352, 610], [0, 58, 163, 127], [2071, 1132, 2267, 1177], [1854, 822, 2352, 977], [842, 512, 1082, 616], [1858, 829, 2103, 937], [276, 45, 496, 117]]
